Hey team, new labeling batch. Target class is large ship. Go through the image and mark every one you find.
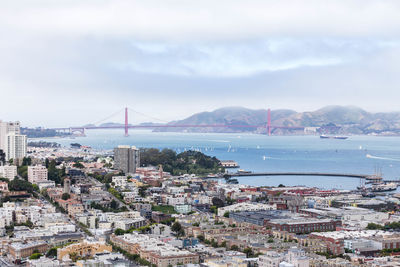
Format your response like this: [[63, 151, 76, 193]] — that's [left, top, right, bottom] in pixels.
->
[[320, 135, 348, 140], [371, 183, 398, 192]]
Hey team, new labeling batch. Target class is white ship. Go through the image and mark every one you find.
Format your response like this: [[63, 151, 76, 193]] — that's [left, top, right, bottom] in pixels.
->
[[371, 182, 397, 192]]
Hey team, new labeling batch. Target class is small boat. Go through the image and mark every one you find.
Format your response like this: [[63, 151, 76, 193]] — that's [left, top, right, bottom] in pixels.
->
[[237, 169, 252, 174], [371, 183, 398, 192], [362, 191, 376, 198], [320, 135, 348, 140]]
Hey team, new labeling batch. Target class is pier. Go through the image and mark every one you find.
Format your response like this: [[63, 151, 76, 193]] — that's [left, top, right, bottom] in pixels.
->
[[222, 172, 383, 182]]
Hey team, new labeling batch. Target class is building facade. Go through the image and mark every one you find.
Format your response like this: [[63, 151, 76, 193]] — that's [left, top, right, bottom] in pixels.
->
[[5, 133, 27, 161], [8, 241, 48, 262], [110, 233, 199, 267], [114, 145, 140, 174], [28, 165, 48, 184], [0, 165, 17, 180]]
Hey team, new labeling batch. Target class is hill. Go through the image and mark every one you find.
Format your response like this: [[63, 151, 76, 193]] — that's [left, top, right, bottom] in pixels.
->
[[155, 106, 400, 135]]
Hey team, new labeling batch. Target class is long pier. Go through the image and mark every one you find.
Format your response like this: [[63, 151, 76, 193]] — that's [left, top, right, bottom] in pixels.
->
[[223, 172, 382, 181]]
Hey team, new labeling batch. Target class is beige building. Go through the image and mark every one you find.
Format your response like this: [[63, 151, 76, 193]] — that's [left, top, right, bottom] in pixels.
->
[[0, 165, 17, 180], [57, 240, 112, 261], [8, 241, 48, 262], [28, 165, 48, 184], [67, 201, 85, 218], [111, 233, 199, 267]]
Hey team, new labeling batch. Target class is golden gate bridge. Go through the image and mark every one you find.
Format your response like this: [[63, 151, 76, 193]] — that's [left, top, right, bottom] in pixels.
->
[[51, 107, 334, 137]]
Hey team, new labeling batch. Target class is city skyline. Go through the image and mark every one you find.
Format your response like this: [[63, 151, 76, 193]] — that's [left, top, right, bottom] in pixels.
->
[[1, 0, 400, 127]]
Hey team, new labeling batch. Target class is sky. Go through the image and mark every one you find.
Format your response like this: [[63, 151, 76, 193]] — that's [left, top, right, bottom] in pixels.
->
[[1, 0, 400, 127]]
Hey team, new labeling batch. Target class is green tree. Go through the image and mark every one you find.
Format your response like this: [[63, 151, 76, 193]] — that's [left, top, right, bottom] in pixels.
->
[[47, 160, 64, 184], [172, 222, 184, 236], [17, 165, 28, 180], [212, 197, 224, 208], [62, 193, 70, 200], [73, 161, 85, 169], [110, 200, 119, 210], [138, 186, 149, 198], [22, 157, 32, 166], [210, 206, 217, 214], [115, 228, 126, 235], [244, 247, 254, 258], [8, 178, 34, 192], [29, 253, 42, 260], [46, 248, 57, 258], [223, 211, 230, 218], [366, 223, 384, 230], [231, 245, 239, 251]]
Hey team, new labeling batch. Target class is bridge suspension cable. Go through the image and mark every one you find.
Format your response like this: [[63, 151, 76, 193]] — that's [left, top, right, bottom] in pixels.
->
[[127, 107, 169, 123], [91, 108, 125, 126]]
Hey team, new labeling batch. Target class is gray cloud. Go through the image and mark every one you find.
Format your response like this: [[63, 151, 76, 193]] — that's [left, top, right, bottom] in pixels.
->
[[1, 0, 400, 127]]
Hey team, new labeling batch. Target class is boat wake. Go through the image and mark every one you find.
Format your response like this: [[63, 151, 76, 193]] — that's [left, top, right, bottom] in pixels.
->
[[366, 154, 400, 162]]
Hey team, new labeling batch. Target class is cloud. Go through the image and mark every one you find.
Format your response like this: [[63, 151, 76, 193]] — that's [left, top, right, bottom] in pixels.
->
[[114, 39, 395, 77], [1, 0, 400, 126], [1, 0, 400, 40]]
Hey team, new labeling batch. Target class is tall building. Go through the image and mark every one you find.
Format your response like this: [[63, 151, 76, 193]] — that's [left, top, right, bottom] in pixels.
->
[[113, 145, 140, 174], [0, 121, 26, 161], [6, 134, 27, 161], [28, 165, 48, 184]]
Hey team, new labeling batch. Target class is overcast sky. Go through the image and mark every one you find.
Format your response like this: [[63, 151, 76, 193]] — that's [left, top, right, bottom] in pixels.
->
[[1, 0, 400, 127]]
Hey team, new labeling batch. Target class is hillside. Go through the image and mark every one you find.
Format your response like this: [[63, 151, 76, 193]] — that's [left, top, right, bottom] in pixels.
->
[[154, 106, 400, 135]]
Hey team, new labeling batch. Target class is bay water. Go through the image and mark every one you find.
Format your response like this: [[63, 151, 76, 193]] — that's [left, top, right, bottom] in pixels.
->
[[40, 130, 400, 190]]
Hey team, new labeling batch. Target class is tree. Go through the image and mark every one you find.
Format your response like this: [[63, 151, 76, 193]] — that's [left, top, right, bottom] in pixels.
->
[[197, 235, 205, 242], [73, 162, 85, 169], [17, 166, 28, 180], [171, 222, 184, 236], [24, 220, 33, 228], [212, 197, 224, 208], [22, 157, 32, 166], [29, 253, 42, 260], [210, 206, 217, 214], [8, 178, 34, 192], [46, 247, 57, 258], [244, 247, 254, 258], [110, 200, 119, 210], [138, 186, 149, 198], [115, 228, 126, 235], [62, 193, 70, 200], [366, 223, 384, 230], [223, 212, 230, 218], [231, 245, 239, 251], [278, 184, 285, 187], [48, 160, 65, 184]]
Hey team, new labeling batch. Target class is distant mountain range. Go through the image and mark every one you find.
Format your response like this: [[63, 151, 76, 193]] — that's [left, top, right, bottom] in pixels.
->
[[153, 106, 400, 135], [75, 106, 400, 136]]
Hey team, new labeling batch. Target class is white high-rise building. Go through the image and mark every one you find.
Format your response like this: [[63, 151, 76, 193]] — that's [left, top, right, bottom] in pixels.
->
[[0, 121, 26, 161]]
